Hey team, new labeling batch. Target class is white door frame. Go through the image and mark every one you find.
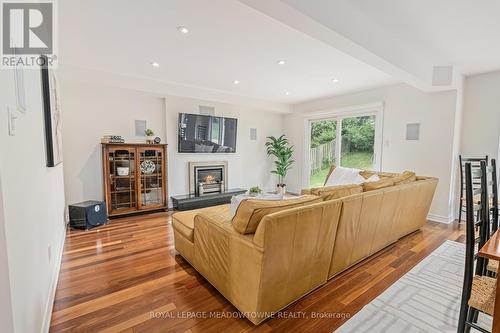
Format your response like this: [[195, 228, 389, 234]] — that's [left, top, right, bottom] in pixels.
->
[[302, 102, 384, 188]]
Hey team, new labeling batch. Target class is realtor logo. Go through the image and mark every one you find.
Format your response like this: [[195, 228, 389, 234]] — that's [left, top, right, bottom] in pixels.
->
[[2, 1, 57, 67], [3, 2, 53, 54]]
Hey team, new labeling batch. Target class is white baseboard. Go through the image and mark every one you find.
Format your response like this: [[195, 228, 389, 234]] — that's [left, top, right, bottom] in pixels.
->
[[41, 224, 67, 333], [427, 213, 455, 224]]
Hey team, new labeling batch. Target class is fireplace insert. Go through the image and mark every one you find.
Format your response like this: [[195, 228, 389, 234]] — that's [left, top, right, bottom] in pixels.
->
[[189, 161, 228, 195], [195, 167, 224, 195]]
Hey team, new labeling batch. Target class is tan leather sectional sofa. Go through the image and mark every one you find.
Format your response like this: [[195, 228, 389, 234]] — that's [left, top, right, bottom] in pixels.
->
[[172, 170, 438, 324]]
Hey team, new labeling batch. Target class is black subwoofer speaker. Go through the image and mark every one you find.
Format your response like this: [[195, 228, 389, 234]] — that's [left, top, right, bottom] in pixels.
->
[[69, 201, 107, 230]]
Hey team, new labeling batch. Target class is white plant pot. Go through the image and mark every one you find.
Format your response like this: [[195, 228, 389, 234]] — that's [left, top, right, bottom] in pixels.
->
[[276, 184, 286, 195], [117, 167, 129, 176]]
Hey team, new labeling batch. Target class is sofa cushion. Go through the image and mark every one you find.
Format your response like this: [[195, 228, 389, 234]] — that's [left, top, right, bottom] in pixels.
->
[[359, 170, 399, 179], [359, 170, 375, 179], [325, 166, 364, 186], [172, 204, 231, 241], [310, 184, 363, 201], [392, 171, 417, 185], [232, 194, 322, 234], [365, 174, 380, 182], [301, 188, 313, 195], [362, 178, 395, 191]]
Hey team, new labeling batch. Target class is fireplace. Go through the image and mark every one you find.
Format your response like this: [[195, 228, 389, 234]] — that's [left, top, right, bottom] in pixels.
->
[[189, 161, 228, 195], [196, 167, 223, 194]]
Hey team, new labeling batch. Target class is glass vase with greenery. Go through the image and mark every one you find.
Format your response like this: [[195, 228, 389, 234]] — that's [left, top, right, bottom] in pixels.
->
[[248, 186, 262, 196], [265, 135, 295, 193], [145, 128, 154, 137], [145, 128, 155, 143]]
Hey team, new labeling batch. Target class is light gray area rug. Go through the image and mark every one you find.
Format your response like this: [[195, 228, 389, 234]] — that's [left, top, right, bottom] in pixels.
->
[[336, 240, 492, 333]]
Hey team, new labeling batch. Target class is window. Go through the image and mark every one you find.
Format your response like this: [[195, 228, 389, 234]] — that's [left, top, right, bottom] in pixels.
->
[[310, 120, 337, 187], [306, 105, 382, 187], [340, 115, 376, 169], [211, 117, 220, 144]]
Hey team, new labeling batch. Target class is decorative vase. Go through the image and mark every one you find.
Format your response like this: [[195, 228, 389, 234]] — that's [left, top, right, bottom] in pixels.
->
[[146, 136, 154, 144], [276, 184, 286, 195], [116, 167, 129, 176]]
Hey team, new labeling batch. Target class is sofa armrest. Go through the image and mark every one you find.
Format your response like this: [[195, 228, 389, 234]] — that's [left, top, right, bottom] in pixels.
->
[[301, 188, 312, 195], [194, 200, 342, 325], [252, 200, 342, 312], [299, 184, 362, 200], [193, 213, 264, 323]]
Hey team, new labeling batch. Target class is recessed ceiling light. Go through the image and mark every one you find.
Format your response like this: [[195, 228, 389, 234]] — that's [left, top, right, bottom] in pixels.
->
[[285, 91, 290, 95], [277, 60, 286, 65], [177, 26, 189, 34], [150, 61, 160, 67], [332, 78, 339, 83], [233, 80, 240, 85]]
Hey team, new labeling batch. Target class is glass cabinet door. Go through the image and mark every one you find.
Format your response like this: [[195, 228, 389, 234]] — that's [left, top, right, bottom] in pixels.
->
[[107, 148, 137, 212], [137, 147, 164, 209]]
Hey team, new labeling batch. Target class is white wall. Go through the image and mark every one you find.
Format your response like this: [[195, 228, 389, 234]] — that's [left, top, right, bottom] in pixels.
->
[[461, 71, 500, 160], [165, 96, 284, 199], [285, 83, 458, 221], [66, 72, 500, 222], [0, 174, 14, 333], [0, 68, 66, 333], [59, 81, 285, 206], [450, 78, 465, 221], [60, 81, 166, 204]]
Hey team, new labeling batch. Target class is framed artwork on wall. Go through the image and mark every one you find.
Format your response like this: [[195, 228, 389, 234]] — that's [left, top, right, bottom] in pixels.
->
[[40, 55, 63, 167]]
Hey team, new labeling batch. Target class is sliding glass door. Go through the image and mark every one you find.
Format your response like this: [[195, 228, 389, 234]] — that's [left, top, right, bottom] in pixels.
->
[[340, 115, 376, 169], [308, 112, 381, 187], [310, 120, 337, 187]]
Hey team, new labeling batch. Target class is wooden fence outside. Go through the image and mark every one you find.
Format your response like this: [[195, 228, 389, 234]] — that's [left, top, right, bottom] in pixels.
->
[[310, 140, 335, 174]]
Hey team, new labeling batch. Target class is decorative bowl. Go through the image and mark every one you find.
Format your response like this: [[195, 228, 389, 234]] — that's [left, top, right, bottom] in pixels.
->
[[141, 160, 156, 174], [116, 167, 129, 176]]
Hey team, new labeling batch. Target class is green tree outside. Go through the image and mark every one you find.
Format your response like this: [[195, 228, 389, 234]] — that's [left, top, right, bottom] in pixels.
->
[[310, 116, 375, 187]]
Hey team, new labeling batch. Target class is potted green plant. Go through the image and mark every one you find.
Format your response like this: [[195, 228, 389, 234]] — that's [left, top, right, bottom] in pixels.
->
[[248, 186, 262, 197], [265, 135, 295, 194], [145, 128, 154, 143]]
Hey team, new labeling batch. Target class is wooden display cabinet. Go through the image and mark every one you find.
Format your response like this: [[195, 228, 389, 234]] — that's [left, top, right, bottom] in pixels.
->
[[102, 143, 168, 216]]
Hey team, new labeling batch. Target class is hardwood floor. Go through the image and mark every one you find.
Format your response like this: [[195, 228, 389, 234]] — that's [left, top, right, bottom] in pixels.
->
[[50, 212, 465, 333]]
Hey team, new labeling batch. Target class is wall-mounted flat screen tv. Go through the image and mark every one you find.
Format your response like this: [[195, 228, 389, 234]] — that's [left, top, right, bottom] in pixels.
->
[[178, 113, 238, 153]]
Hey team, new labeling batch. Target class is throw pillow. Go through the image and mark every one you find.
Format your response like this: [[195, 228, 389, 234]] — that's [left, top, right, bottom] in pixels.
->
[[232, 194, 322, 234], [362, 178, 395, 191], [364, 174, 380, 182], [311, 184, 363, 201], [325, 166, 363, 186], [393, 171, 416, 185]]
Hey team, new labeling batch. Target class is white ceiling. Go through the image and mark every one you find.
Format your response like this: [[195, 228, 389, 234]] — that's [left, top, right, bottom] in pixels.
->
[[60, 0, 500, 108], [59, 0, 395, 106], [350, 0, 500, 76], [282, 0, 500, 76]]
